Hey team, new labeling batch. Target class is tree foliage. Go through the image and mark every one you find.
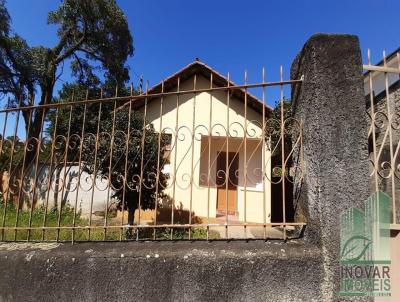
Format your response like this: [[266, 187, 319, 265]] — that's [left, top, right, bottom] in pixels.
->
[[47, 0, 133, 87], [0, 136, 24, 172], [268, 99, 293, 160], [0, 0, 133, 166], [46, 83, 170, 225], [0, 1, 167, 222], [80, 108, 170, 216]]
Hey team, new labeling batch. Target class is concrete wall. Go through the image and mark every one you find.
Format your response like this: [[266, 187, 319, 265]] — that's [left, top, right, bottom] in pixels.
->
[[0, 241, 325, 302]]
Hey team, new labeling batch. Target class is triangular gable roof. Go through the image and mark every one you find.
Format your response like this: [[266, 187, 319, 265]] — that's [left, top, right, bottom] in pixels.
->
[[123, 60, 272, 116]]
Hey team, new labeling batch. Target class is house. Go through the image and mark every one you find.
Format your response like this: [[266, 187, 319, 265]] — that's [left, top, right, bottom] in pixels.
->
[[127, 60, 273, 224], [14, 60, 273, 225]]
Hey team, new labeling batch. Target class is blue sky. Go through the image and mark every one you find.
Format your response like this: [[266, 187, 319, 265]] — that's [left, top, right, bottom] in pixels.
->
[[4, 0, 400, 105]]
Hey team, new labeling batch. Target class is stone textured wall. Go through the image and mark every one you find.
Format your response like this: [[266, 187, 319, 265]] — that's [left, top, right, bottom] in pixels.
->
[[291, 34, 370, 301]]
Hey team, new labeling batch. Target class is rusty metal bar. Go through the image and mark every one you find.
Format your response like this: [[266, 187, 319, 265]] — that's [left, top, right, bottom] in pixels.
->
[[188, 75, 197, 239], [0, 79, 302, 113], [280, 66, 287, 241], [206, 73, 213, 240], [0, 222, 307, 230], [41, 107, 60, 240], [87, 101, 103, 240], [171, 77, 180, 239], [153, 81, 164, 239], [367, 49, 379, 193], [137, 84, 149, 240], [243, 70, 248, 238], [13, 107, 33, 241], [364, 49, 400, 227], [262, 68, 267, 240], [1, 98, 21, 241], [363, 65, 400, 74], [225, 72, 230, 239], [0, 70, 305, 242], [103, 97, 117, 240], [382, 51, 397, 224], [56, 104, 73, 241], [71, 98, 88, 243], [119, 87, 132, 241], [27, 106, 47, 241]]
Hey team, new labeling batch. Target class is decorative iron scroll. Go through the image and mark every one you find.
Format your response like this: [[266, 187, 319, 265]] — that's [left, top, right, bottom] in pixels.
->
[[0, 70, 305, 241], [365, 49, 400, 225]]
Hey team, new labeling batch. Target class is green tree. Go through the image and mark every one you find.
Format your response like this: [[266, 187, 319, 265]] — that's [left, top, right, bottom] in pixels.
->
[[80, 107, 170, 231], [46, 83, 170, 231], [0, 135, 24, 172], [267, 99, 301, 223], [267, 99, 294, 169], [0, 0, 134, 167]]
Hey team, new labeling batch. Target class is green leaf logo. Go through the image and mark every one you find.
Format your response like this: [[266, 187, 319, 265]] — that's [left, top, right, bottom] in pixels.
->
[[341, 235, 372, 262]]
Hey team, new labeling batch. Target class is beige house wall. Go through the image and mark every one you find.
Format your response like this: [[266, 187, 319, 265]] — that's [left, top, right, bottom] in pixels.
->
[[142, 75, 271, 223]]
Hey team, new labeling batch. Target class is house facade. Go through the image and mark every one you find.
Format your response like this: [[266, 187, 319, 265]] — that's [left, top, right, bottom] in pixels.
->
[[16, 61, 273, 224], [134, 61, 273, 223]]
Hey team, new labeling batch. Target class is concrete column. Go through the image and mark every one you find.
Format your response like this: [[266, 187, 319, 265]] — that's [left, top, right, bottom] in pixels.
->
[[291, 34, 370, 300]]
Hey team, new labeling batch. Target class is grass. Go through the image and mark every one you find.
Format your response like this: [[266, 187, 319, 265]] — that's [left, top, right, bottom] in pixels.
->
[[132, 226, 217, 240], [0, 202, 120, 241], [0, 201, 218, 241]]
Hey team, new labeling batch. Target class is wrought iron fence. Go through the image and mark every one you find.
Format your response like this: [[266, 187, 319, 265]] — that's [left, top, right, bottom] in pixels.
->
[[0, 64, 305, 242], [364, 48, 400, 227]]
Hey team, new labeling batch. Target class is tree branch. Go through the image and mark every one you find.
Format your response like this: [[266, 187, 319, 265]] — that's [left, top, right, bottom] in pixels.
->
[[51, 29, 71, 57], [77, 47, 106, 64], [72, 53, 84, 71], [54, 30, 87, 64], [55, 59, 65, 82]]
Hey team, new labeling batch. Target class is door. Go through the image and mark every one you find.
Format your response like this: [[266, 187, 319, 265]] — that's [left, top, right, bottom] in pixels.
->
[[216, 151, 238, 215]]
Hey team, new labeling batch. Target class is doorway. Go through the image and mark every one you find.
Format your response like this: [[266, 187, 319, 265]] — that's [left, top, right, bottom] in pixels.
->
[[216, 151, 238, 216]]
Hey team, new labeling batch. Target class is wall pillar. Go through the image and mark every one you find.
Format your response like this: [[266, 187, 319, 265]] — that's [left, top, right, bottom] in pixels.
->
[[291, 34, 370, 300]]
